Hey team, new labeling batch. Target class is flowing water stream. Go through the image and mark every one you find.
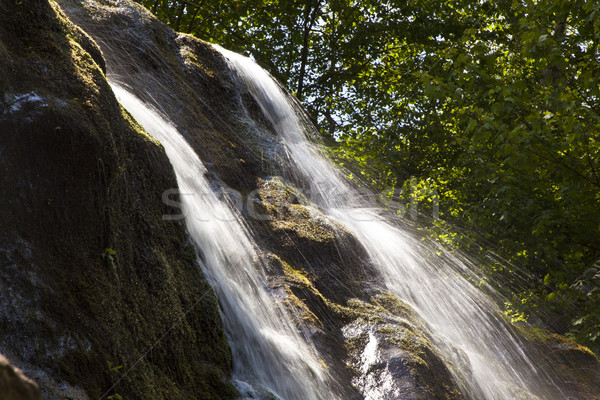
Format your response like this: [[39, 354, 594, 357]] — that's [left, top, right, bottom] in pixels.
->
[[214, 46, 575, 400], [110, 83, 342, 400]]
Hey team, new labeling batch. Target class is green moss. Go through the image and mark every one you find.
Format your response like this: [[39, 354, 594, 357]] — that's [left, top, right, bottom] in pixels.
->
[[257, 177, 336, 242], [371, 291, 415, 317], [0, 1, 237, 398], [510, 321, 553, 344], [282, 286, 323, 327], [546, 333, 598, 358], [278, 255, 315, 287], [118, 104, 162, 145], [180, 42, 218, 78]]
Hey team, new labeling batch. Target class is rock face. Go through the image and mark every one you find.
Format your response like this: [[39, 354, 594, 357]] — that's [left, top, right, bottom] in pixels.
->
[[250, 177, 466, 399], [0, 0, 235, 399], [0, 354, 43, 400], [2, 0, 600, 399]]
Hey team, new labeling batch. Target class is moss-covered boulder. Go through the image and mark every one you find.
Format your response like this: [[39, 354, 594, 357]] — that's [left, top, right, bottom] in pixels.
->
[[509, 323, 600, 399], [250, 177, 373, 301], [341, 294, 465, 400], [246, 177, 466, 399], [0, 0, 235, 398]]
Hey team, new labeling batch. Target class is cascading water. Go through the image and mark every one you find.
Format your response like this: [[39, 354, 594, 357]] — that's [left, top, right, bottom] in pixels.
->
[[214, 46, 576, 400], [110, 82, 343, 400]]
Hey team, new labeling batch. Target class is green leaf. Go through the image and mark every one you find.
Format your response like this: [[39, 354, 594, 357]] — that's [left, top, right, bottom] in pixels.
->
[[544, 273, 551, 285]]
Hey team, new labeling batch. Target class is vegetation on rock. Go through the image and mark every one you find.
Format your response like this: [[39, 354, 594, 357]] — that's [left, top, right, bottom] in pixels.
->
[[248, 177, 467, 398], [0, 0, 236, 398]]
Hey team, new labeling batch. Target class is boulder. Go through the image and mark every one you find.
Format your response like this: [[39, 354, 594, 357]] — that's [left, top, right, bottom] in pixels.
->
[[0, 0, 235, 398]]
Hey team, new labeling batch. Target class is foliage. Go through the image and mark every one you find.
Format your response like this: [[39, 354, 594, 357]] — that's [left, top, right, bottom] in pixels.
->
[[135, 0, 600, 353], [102, 247, 117, 261]]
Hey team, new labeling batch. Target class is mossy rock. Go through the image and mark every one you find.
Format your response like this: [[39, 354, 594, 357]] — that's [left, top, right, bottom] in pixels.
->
[[249, 176, 375, 302], [509, 322, 600, 399], [262, 244, 466, 399], [0, 0, 236, 398], [339, 293, 465, 400], [59, 0, 270, 193], [239, 172, 467, 399]]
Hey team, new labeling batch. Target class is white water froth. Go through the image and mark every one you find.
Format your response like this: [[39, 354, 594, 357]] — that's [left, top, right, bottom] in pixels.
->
[[216, 46, 571, 400], [111, 83, 340, 400], [3, 92, 46, 113]]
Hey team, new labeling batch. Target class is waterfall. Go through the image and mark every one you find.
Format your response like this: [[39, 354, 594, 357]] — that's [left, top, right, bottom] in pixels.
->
[[110, 83, 342, 400], [214, 46, 574, 400]]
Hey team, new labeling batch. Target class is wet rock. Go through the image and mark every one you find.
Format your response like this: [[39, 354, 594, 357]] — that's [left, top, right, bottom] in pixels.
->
[[341, 295, 466, 400], [0, 355, 43, 400], [0, 0, 235, 398]]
